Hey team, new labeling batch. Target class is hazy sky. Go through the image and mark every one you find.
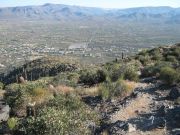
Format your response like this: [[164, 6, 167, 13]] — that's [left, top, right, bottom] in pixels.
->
[[1, 0, 180, 8]]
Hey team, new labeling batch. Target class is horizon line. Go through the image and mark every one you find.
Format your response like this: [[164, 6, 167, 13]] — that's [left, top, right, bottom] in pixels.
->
[[0, 3, 179, 10]]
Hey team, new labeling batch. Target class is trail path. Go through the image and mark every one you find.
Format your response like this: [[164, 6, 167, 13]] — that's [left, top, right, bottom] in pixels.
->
[[95, 78, 179, 135]]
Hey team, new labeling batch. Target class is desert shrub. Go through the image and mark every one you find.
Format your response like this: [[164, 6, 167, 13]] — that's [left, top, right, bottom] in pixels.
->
[[79, 69, 106, 86], [104, 63, 122, 82], [166, 55, 178, 63], [114, 80, 136, 98], [159, 66, 178, 85], [174, 47, 180, 57], [137, 55, 151, 65], [99, 81, 114, 100], [169, 47, 180, 57], [152, 53, 163, 61], [141, 66, 155, 77], [109, 70, 121, 82], [53, 72, 80, 87], [138, 50, 148, 56], [150, 48, 163, 61], [19, 94, 99, 135], [124, 66, 139, 82], [110, 68, 124, 82], [30, 87, 52, 104], [99, 79, 136, 100], [4, 81, 52, 116], [141, 61, 172, 77], [7, 117, 18, 130], [4, 85, 31, 116]]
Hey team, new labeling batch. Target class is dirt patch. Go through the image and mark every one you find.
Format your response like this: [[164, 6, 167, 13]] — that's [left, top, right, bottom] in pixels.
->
[[111, 93, 152, 122]]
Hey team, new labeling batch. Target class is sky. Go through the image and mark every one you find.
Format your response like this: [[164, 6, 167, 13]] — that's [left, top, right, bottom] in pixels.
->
[[0, 0, 180, 9]]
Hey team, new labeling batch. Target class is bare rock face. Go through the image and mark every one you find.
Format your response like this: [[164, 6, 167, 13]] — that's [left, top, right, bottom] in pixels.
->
[[168, 86, 180, 100], [0, 103, 10, 122], [127, 123, 136, 133]]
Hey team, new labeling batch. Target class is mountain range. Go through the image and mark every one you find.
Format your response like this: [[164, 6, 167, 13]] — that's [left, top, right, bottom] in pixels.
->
[[0, 3, 180, 23]]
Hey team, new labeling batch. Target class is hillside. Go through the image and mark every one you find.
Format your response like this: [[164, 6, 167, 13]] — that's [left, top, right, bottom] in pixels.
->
[[0, 57, 79, 85], [0, 4, 180, 23], [0, 44, 179, 134]]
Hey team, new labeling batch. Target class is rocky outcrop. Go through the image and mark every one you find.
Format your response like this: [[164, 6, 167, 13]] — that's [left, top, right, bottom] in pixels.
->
[[0, 99, 10, 122], [0, 58, 78, 85], [168, 86, 180, 100]]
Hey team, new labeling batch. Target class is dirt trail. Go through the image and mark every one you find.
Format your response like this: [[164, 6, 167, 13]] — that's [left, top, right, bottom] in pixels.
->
[[110, 92, 152, 122], [109, 81, 167, 134], [94, 78, 175, 135], [110, 82, 153, 122]]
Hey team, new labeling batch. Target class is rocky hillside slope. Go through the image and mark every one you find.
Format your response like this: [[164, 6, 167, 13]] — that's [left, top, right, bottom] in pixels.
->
[[0, 44, 179, 135]]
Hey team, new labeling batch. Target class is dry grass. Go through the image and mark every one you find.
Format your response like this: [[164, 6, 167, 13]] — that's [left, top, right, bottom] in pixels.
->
[[30, 87, 53, 104], [55, 85, 74, 95], [117, 80, 137, 98], [76, 86, 99, 96], [124, 80, 137, 89]]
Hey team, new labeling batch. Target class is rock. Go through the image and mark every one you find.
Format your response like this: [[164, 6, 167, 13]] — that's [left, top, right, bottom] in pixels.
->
[[168, 87, 180, 100], [127, 123, 136, 133], [19, 76, 25, 83], [0, 105, 10, 122], [109, 120, 128, 134], [172, 128, 180, 135], [157, 105, 166, 117]]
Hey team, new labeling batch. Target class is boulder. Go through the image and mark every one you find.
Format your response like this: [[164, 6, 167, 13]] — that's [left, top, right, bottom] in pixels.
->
[[0, 104, 10, 122], [19, 76, 25, 83], [169, 87, 180, 100], [127, 123, 136, 133], [109, 120, 128, 134]]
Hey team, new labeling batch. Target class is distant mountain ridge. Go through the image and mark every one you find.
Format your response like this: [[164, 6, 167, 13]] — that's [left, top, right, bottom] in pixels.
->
[[0, 3, 180, 23]]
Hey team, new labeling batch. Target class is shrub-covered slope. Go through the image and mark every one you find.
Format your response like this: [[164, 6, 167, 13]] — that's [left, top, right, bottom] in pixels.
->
[[0, 43, 179, 135], [0, 57, 78, 85]]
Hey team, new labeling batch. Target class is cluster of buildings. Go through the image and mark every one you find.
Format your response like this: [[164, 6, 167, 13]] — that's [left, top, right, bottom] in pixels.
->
[[0, 42, 138, 73]]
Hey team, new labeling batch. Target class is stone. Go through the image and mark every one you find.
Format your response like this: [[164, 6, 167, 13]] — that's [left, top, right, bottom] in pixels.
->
[[19, 76, 25, 83], [0, 105, 10, 122], [172, 128, 180, 135], [127, 123, 136, 132], [109, 120, 128, 134], [168, 87, 180, 100]]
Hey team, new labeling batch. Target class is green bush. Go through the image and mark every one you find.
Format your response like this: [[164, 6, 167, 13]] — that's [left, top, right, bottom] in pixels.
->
[[174, 47, 180, 57], [141, 61, 172, 77], [20, 94, 99, 135], [99, 79, 115, 100], [166, 55, 178, 63], [4, 81, 52, 116], [138, 50, 148, 56], [114, 79, 136, 98], [7, 117, 18, 130], [159, 66, 178, 85], [150, 48, 163, 61], [98, 78, 136, 100], [124, 67, 139, 82], [138, 55, 151, 65], [79, 69, 106, 86], [53, 72, 80, 87]]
